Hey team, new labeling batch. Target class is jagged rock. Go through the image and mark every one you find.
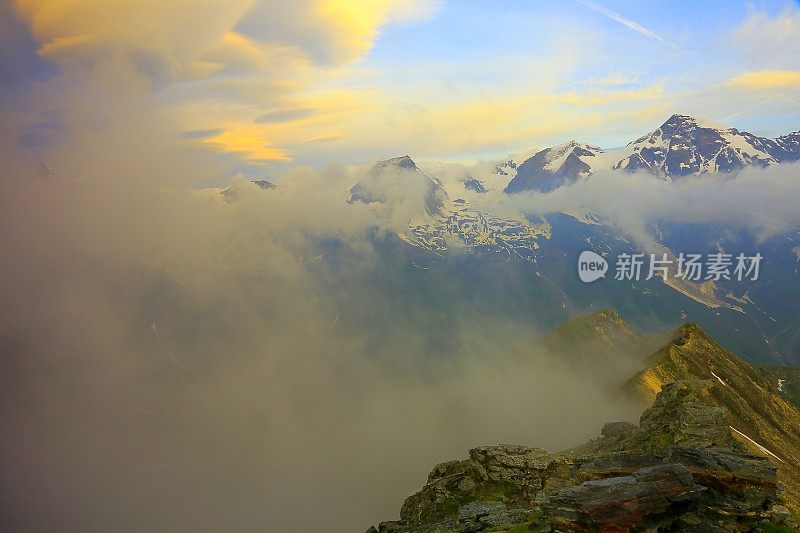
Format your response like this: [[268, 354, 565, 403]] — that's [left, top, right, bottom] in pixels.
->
[[349, 155, 447, 216], [637, 380, 738, 449], [545, 464, 705, 531], [457, 501, 536, 532], [398, 445, 568, 527], [367, 379, 797, 532]]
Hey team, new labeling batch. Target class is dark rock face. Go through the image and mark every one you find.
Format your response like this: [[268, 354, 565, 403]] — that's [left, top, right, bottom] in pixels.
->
[[545, 464, 704, 532], [219, 178, 276, 200], [366, 380, 797, 533], [251, 179, 276, 189], [614, 114, 799, 179], [776, 131, 800, 161], [463, 178, 487, 193], [504, 141, 601, 194]]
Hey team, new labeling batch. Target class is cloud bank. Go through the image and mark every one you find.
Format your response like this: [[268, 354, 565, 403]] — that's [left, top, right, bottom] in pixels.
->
[[0, 36, 637, 533]]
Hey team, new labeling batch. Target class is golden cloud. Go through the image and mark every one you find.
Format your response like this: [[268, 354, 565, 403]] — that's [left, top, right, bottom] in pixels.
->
[[725, 70, 800, 90]]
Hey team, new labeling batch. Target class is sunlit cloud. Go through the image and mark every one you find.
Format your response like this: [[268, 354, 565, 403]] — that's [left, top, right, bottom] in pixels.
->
[[725, 70, 800, 90], [255, 108, 317, 124], [7, 1, 800, 173], [200, 124, 293, 162]]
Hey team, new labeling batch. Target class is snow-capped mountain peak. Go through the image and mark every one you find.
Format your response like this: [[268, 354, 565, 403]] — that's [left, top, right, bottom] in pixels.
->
[[369, 155, 419, 175], [500, 114, 799, 192], [503, 141, 604, 194], [348, 155, 447, 216], [614, 114, 790, 178]]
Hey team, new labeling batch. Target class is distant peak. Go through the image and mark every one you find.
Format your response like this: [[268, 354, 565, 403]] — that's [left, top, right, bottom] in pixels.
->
[[369, 155, 420, 177], [660, 114, 724, 131], [381, 155, 417, 169], [544, 308, 635, 349], [251, 179, 276, 190], [551, 139, 585, 151], [673, 321, 711, 342]]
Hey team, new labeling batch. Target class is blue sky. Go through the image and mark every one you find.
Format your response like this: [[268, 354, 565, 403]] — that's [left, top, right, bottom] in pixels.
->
[[359, 0, 800, 146]]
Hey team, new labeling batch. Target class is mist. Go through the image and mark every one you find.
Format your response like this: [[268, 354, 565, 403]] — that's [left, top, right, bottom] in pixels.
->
[[0, 58, 644, 533], [453, 162, 800, 249]]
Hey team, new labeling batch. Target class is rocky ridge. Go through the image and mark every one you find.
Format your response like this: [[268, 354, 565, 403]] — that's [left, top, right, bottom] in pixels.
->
[[367, 316, 800, 532], [367, 379, 796, 532]]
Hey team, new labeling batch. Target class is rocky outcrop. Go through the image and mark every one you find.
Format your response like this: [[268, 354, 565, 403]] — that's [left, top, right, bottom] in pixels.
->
[[545, 463, 704, 532], [366, 380, 797, 532]]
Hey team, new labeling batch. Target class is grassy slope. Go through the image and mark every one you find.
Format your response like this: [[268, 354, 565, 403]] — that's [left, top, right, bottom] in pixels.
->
[[625, 323, 800, 515]]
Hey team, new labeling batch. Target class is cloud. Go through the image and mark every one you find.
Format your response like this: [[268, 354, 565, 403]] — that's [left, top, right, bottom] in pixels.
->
[[320, 83, 669, 161], [14, 0, 254, 82], [0, 54, 636, 532], [575, 0, 677, 50], [255, 108, 316, 124], [301, 131, 344, 143], [730, 8, 800, 70], [725, 70, 800, 90], [13, 0, 438, 76], [495, 164, 800, 247], [9, 0, 439, 167], [179, 128, 225, 140], [199, 123, 293, 162], [232, 0, 440, 66]]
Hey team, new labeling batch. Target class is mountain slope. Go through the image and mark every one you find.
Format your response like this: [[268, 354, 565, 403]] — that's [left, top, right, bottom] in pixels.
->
[[504, 141, 605, 194], [625, 322, 800, 514], [614, 114, 798, 178], [367, 314, 800, 532], [349, 155, 448, 216], [368, 379, 797, 532], [541, 309, 671, 386], [351, 156, 553, 261]]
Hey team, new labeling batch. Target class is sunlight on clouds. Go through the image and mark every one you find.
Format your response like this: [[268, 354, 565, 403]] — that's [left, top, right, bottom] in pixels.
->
[[9, 1, 799, 171], [200, 124, 292, 162], [12, 0, 439, 167], [14, 0, 254, 80], [13, 0, 437, 74], [173, 87, 372, 162], [314, 0, 432, 62], [328, 84, 670, 159], [726, 70, 800, 90]]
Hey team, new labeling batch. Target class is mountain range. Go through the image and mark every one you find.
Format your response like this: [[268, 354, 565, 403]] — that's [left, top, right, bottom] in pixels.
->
[[341, 115, 800, 365], [210, 114, 800, 365], [504, 114, 800, 193]]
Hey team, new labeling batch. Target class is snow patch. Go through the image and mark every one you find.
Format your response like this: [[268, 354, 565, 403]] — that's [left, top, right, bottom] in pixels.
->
[[710, 370, 727, 386], [729, 426, 784, 463]]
